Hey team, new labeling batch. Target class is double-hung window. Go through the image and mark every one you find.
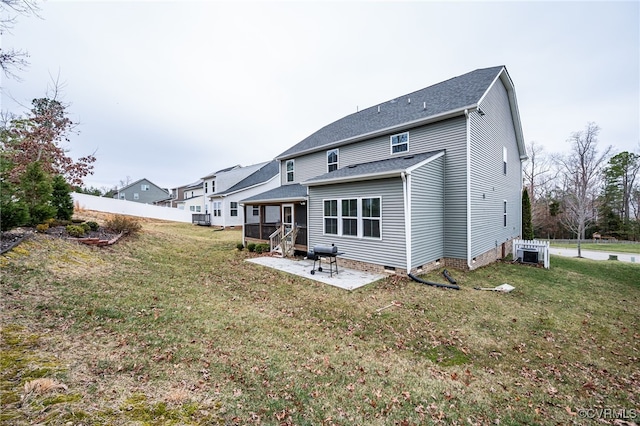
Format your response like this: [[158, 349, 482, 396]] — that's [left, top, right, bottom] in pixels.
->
[[503, 147, 508, 175], [324, 200, 338, 235], [213, 201, 222, 217], [341, 199, 358, 236], [391, 132, 409, 154], [205, 182, 208, 193], [323, 197, 382, 239], [133, 193, 139, 200], [141, 184, 150, 191], [362, 197, 381, 238], [327, 149, 339, 172], [503, 200, 507, 227], [286, 160, 295, 182], [230, 202, 238, 217], [252, 206, 260, 216]]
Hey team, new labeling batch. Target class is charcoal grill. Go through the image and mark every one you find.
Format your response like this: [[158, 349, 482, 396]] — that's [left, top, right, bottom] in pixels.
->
[[307, 244, 344, 277]]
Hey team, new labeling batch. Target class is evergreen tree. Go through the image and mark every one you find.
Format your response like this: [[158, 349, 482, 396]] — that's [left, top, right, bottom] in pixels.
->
[[20, 161, 56, 226], [522, 188, 534, 240], [51, 174, 74, 220]]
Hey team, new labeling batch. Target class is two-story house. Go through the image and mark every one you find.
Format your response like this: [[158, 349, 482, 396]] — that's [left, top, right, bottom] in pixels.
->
[[115, 178, 169, 204], [242, 66, 527, 273], [176, 179, 205, 213], [207, 160, 279, 228]]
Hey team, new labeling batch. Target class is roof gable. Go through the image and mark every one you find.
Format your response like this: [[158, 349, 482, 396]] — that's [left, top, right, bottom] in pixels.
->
[[215, 160, 279, 196], [277, 66, 506, 159]]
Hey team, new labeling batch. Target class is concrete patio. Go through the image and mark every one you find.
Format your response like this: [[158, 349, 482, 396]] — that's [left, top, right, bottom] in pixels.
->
[[245, 256, 386, 291]]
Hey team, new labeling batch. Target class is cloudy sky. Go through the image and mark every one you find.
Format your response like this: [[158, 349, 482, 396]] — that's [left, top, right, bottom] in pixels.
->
[[2, 1, 638, 191]]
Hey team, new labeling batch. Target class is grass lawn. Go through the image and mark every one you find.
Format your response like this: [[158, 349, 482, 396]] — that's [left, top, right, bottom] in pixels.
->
[[549, 242, 640, 254], [2, 214, 639, 425]]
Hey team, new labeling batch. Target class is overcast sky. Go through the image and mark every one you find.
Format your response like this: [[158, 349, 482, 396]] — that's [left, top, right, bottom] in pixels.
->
[[2, 0, 638, 191]]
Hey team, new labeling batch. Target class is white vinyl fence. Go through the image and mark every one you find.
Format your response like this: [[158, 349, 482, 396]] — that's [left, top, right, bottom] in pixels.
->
[[512, 239, 550, 269], [72, 193, 192, 223]]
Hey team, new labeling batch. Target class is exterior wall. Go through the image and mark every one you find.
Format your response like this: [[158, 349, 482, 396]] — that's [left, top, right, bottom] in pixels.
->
[[118, 179, 169, 204], [180, 192, 205, 213], [469, 79, 523, 260], [308, 177, 407, 270], [286, 116, 468, 259], [410, 155, 445, 269]]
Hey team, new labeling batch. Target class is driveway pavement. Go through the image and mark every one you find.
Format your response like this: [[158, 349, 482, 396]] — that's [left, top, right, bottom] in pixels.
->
[[549, 248, 640, 264]]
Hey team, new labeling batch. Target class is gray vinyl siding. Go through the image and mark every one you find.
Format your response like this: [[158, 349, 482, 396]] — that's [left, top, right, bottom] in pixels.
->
[[469, 78, 522, 257], [410, 155, 445, 268], [118, 179, 169, 204], [308, 178, 407, 269], [294, 116, 468, 259]]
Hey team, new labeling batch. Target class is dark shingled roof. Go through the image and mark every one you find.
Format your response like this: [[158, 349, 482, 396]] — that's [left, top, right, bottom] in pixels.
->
[[277, 66, 504, 159], [241, 183, 307, 204], [215, 161, 279, 196], [304, 150, 444, 185]]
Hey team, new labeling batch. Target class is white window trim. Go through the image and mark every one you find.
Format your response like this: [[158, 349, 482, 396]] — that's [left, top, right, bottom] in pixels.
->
[[327, 149, 339, 173], [230, 201, 238, 217], [286, 159, 295, 183], [503, 146, 508, 175], [322, 196, 382, 240], [390, 131, 409, 155], [133, 193, 139, 200], [141, 184, 150, 191]]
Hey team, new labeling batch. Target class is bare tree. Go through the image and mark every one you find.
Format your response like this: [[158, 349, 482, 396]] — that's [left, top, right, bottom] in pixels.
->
[[523, 141, 553, 201], [555, 122, 612, 257], [0, 0, 40, 80]]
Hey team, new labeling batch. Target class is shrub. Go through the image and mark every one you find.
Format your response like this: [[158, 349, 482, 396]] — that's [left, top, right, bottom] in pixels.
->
[[80, 222, 91, 233], [51, 175, 74, 221], [36, 223, 49, 233], [255, 243, 270, 254], [236, 243, 244, 251], [66, 224, 86, 238], [86, 221, 99, 231], [247, 243, 256, 252], [105, 215, 142, 235]]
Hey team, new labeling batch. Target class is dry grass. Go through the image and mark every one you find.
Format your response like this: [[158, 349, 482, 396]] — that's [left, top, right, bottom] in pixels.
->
[[1, 211, 639, 425]]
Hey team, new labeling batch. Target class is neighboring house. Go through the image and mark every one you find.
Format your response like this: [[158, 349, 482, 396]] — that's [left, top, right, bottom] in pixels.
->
[[242, 66, 527, 273], [208, 160, 279, 228], [176, 180, 205, 213], [155, 184, 188, 208], [114, 178, 169, 204]]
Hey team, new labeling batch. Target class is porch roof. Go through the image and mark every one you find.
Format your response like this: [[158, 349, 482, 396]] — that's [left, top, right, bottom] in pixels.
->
[[240, 183, 307, 204], [303, 150, 444, 186]]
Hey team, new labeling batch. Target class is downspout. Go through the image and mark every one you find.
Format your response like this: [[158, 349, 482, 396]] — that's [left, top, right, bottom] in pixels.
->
[[401, 171, 411, 273], [465, 109, 472, 269]]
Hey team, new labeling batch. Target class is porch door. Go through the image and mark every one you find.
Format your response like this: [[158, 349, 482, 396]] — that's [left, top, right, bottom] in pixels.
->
[[282, 204, 294, 233]]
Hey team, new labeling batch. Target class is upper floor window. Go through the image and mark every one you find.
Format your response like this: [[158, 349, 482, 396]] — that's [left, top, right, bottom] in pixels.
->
[[286, 160, 295, 182], [327, 149, 339, 172], [391, 132, 409, 154], [503, 147, 507, 175], [141, 184, 150, 191], [211, 180, 215, 193], [230, 202, 238, 217], [205, 182, 208, 193]]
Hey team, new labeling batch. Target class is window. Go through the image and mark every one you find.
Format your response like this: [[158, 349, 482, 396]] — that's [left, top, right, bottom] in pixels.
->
[[213, 201, 222, 217], [211, 180, 215, 193], [323, 197, 381, 239], [327, 149, 339, 172], [503, 200, 507, 227], [286, 160, 294, 182], [362, 197, 381, 238], [391, 132, 409, 154], [133, 193, 139, 200], [189, 205, 202, 212], [230, 202, 238, 217], [141, 184, 150, 191], [119, 193, 125, 200], [252, 206, 260, 216], [341, 199, 358, 236], [503, 147, 507, 175], [324, 200, 338, 235], [205, 182, 208, 194]]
